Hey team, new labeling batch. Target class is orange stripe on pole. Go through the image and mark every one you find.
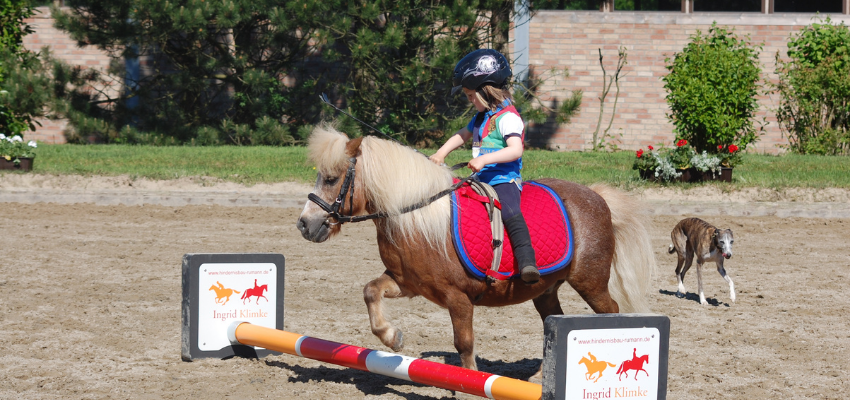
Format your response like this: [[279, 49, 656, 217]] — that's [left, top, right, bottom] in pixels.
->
[[231, 322, 302, 356], [490, 376, 542, 400]]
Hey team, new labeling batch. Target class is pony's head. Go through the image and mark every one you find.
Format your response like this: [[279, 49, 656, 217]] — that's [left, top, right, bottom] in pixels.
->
[[297, 125, 453, 250]]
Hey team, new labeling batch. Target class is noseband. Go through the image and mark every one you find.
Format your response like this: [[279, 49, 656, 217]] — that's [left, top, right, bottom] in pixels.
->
[[307, 157, 378, 224], [307, 157, 475, 225]]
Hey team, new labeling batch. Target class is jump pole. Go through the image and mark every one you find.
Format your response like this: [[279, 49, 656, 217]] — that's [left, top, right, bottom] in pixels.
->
[[227, 321, 542, 400]]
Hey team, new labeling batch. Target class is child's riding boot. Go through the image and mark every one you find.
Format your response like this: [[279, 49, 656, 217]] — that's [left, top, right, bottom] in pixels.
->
[[504, 214, 539, 284]]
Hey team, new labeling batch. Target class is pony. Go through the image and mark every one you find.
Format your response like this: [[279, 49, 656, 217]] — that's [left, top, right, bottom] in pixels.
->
[[297, 125, 655, 378], [579, 353, 617, 383]]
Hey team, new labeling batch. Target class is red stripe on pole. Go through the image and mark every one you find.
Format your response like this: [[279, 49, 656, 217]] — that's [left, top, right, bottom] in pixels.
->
[[407, 358, 491, 397], [298, 337, 372, 372]]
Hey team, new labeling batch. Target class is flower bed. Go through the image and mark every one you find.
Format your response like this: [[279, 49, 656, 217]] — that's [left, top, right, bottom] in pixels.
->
[[633, 140, 740, 183]]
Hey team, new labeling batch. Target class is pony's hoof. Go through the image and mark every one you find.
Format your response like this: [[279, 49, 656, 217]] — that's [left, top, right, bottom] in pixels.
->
[[675, 291, 685, 298], [390, 330, 404, 352]]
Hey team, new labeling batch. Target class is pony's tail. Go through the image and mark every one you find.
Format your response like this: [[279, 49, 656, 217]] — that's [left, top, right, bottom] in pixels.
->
[[590, 184, 656, 313]]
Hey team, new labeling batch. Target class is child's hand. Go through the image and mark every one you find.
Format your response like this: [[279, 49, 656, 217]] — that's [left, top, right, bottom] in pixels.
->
[[468, 157, 486, 172], [428, 154, 445, 165]]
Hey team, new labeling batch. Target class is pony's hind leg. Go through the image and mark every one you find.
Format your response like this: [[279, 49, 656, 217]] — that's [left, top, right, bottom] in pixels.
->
[[363, 272, 407, 351]]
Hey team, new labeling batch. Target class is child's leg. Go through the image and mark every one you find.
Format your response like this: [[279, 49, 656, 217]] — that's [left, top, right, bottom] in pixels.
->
[[494, 183, 539, 284]]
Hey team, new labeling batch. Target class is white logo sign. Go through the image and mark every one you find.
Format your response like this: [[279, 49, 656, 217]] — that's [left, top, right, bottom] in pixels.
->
[[197, 263, 277, 351], [565, 327, 660, 399]]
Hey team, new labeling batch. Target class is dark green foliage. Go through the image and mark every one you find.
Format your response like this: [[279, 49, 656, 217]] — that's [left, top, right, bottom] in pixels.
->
[[662, 23, 764, 158], [53, 0, 323, 145], [774, 16, 850, 155], [50, 0, 579, 147], [0, 0, 51, 137]]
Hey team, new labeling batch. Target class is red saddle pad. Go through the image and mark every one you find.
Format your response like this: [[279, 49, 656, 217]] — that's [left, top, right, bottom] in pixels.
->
[[450, 181, 574, 281]]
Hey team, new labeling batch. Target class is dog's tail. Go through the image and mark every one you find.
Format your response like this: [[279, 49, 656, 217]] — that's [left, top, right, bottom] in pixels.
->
[[591, 184, 656, 313], [667, 244, 675, 254]]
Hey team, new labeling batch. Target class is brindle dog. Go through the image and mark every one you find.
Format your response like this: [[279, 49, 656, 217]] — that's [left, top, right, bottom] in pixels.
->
[[668, 217, 735, 305]]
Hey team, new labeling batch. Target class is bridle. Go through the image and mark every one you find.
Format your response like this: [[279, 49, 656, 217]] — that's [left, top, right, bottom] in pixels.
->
[[307, 157, 476, 225]]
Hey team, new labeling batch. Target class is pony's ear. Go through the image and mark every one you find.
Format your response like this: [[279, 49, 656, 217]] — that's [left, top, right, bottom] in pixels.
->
[[345, 137, 363, 158]]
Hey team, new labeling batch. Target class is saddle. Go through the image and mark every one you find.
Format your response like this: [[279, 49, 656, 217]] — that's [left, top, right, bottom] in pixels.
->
[[450, 180, 574, 281]]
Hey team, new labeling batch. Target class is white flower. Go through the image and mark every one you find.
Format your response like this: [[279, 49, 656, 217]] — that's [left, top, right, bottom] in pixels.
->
[[11, 135, 22, 142], [0, 134, 5, 140], [28, 140, 37, 148]]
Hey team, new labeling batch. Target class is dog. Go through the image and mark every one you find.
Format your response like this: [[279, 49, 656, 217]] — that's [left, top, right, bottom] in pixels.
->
[[668, 217, 735, 305]]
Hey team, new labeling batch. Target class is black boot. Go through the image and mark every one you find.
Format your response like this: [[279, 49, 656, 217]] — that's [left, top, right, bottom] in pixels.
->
[[504, 214, 539, 284]]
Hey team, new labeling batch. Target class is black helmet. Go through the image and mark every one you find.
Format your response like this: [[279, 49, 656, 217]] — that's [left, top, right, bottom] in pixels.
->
[[451, 49, 512, 95]]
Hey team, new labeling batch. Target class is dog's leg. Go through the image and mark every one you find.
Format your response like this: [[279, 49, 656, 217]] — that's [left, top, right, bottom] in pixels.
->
[[672, 233, 689, 298], [696, 261, 708, 305], [676, 248, 694, 299], [717, 259, 736, 303]]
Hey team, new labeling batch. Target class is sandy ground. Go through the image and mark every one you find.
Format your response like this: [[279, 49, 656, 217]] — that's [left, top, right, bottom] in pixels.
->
[[1, 174, 849, 399]]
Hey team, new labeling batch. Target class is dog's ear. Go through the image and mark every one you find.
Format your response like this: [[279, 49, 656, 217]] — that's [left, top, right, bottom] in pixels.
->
[[711, 229, 718, 239]]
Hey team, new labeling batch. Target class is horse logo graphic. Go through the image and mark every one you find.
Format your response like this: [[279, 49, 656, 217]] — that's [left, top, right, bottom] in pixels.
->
[[209, 281, 240, 305], [617, 348, 650, 381], [578, 352, 617, 383], [241, 279, 269, 304]]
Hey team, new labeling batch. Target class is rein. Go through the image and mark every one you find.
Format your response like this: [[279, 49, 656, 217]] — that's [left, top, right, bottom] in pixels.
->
[[307, 157, 475, 225]]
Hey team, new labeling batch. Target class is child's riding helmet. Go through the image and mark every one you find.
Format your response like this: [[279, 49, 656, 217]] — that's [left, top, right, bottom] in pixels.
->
[[451, 49, 512, 95]]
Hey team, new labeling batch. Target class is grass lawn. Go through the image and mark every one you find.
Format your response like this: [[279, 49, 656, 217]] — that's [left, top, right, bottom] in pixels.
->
[[7, 144, 850, 190]]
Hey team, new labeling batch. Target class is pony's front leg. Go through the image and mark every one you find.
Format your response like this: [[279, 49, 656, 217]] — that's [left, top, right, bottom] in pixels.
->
[[447, 295, 477, 371], [364, 272, 407, 352]]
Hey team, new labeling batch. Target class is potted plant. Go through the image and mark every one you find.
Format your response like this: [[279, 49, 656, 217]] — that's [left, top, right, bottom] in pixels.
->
[[0, 134, 37, 171], [632, 145, 660, 180], [690, 149, 722, 181], [660, 139, 696, 182], [711, 144, 742, 182]]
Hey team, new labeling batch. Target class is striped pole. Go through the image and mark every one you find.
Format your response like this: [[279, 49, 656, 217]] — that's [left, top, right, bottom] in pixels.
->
[[227, 322, 541, 400]]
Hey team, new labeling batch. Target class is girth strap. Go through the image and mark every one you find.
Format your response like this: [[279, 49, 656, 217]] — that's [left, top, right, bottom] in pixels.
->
[[466, 181, 504, 275]]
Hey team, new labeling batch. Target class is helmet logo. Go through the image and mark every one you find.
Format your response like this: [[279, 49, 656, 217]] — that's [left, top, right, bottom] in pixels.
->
[[465, 55, 499, 78]]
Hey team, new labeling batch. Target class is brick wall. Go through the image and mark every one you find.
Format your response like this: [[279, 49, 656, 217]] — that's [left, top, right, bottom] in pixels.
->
[[21, 6, 113, 144], [518, 11, 850, 154]]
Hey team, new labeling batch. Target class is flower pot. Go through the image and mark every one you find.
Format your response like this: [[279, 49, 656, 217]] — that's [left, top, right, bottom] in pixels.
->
[[675, 168, 691, 183], [702, 167, 733, 183], [0, 157, 34, 171], [638, 169, 658, 181]]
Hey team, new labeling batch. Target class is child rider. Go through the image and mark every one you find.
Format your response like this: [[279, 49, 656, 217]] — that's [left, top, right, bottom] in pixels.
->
[[429, 49, 539, 284]]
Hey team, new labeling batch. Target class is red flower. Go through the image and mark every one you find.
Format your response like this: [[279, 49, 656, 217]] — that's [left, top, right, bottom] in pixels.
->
[[647, 145, 654, 150], [729, 144, 739, 153], [718, 145, 724, 151], [676, 139, 687, 147], [636, 149, 644, 158]]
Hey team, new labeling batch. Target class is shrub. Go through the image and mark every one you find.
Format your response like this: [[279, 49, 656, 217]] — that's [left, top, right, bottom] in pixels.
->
[[774, 16, 850, 155], [663, 22, 764, 159]]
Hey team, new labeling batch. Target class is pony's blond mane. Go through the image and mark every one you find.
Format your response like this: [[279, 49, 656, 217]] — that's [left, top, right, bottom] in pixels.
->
[[308, 125, 454, 251]]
